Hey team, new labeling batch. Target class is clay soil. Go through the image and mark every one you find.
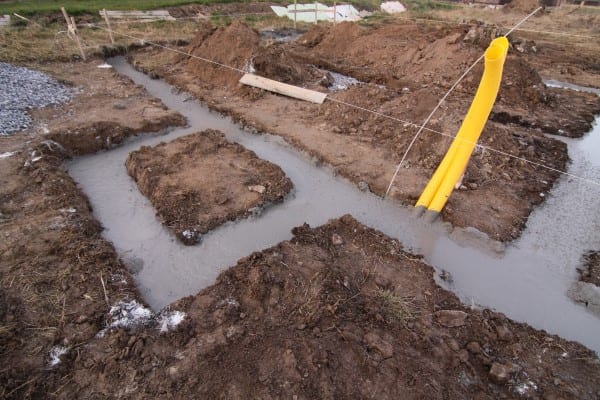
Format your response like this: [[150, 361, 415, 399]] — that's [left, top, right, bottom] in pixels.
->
[[580, 251, 600, 287], [2, 12, 600, 400], [0, 60, 183, 398], [130, 19, 600, 242], [125, 130, 293, 244], [27, 216, 600, 399]]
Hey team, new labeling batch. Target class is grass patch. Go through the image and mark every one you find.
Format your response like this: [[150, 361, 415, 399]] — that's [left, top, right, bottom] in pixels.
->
[[0, 0, 285, 17], [0, 19, 201, 63], [377, 289, 417, 324], [403, 0, 454, 14]]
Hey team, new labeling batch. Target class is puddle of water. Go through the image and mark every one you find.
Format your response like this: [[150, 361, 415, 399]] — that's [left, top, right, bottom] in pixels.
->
[[326, 71, 361, 91], [544, 79, 600, 96], [67, 57, 600, 353], [260, 28, 303, 43]]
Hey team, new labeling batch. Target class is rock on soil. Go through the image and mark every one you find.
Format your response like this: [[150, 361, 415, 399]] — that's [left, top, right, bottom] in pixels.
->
[[580, 250, 600, 287], [44, 216, 600, 399], [0, 62, 71, 135], [125, 130, 293, 244]]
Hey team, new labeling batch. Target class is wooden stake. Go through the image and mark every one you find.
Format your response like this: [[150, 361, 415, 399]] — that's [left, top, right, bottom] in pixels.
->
[[314, 1, 318, 24], [101, 9, 115, 44], [13, 13, 43, 28], [333, 1, 337, 25], [294, 0, 297, 29], [71, 16, 86, 60], [60, 7, 86, 60]]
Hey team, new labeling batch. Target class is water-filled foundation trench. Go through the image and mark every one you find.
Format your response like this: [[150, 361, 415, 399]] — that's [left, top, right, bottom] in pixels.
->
[[67, 58, 600, 353]]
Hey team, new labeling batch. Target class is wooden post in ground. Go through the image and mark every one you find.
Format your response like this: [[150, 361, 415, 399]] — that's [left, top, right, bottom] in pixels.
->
[[101, 9, 115, 44], [333, 1, 337, 25], [314, 1, 318, 24], [60, 7, 86, 60], [294, 0, 297, 29]]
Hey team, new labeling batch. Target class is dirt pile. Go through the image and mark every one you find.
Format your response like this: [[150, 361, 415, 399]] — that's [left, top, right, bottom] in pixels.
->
[[253, 44, 324, 86], [179, 21, 323, 90], [0, 140, 139, 399], [125, 130, 293, 244], [180, 20, 259, 88], [52, 216, 600, 399]]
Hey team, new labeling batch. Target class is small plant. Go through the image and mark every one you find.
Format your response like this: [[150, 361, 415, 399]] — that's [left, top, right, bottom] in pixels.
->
[[377, 288, 417, 324]]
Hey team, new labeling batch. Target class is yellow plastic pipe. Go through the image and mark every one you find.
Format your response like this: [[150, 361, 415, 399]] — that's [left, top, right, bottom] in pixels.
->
[[415, 37, 509, 217]]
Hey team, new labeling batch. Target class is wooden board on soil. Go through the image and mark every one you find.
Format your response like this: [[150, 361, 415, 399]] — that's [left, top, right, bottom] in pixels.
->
[[125, 129, 293, 244]]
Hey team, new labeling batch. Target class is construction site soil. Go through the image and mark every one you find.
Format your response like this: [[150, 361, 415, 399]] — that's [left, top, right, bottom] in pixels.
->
[[125, 130, 293, 245], [580, 251, 600, 288], [2, 17, 600, 400], [130, 20, 600, 242]]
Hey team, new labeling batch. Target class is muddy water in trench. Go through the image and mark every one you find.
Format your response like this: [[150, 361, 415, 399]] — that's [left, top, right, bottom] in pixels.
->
[[67, 58, 600, 353]]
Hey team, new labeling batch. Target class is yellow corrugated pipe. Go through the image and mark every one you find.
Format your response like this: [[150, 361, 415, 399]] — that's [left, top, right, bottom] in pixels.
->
[[415, 36, 509, 220]]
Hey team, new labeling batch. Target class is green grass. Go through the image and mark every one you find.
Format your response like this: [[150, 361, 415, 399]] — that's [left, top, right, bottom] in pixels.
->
[[0, 0, 269, 16]]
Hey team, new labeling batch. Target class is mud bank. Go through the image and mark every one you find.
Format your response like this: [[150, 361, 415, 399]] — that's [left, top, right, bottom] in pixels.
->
[[130, 20, 600, 241], [41, 217, 600, 399], [0, 59, 187, 399]]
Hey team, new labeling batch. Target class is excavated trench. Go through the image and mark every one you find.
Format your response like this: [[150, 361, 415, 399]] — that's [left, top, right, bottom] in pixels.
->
[[67, 57, 600, 353]]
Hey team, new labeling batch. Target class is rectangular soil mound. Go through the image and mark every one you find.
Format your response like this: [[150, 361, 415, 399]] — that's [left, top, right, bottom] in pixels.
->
[[125, 130, 293, 244]]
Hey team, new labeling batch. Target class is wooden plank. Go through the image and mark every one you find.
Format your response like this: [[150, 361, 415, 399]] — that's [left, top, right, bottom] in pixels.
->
[[239, 74, 327, 104], [100, 10, 175, 21]]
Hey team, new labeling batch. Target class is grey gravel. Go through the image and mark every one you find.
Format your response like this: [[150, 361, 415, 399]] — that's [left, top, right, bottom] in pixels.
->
[[0, 62, 72, 136]]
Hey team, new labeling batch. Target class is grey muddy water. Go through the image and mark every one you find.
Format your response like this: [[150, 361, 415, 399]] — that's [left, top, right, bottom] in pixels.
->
[[67, 58, 600, 353]]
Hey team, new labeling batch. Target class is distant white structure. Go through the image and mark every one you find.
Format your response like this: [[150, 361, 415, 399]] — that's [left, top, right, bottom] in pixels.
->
[[380, 1, 407, 13], [271, 3, 361, 23], [0, 15, 10, 27]]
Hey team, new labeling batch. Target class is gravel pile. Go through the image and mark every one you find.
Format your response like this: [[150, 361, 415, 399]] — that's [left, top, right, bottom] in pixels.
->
[[0, 62, 72, 136]]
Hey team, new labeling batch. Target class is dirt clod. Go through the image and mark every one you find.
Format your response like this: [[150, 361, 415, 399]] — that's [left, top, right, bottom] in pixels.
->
[[435, 309, 469, 327]]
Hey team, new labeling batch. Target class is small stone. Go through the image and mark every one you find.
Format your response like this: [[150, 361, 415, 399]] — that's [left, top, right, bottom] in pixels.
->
[[364, 332, 394, 359], [357, 181, 370, 192], [248, 185, 266, 194], [331, 233, 344, 245], [296, 323, 306, 330], [457, 349, 469, 363], [489, 362, 510, 384], [113, 102, 127, 110], [434, 310, 468, 327], [466, 341, 481, 354], [495, 325, 513, 342], [447, 338, 460, 352], [467, 182, 478, 190]]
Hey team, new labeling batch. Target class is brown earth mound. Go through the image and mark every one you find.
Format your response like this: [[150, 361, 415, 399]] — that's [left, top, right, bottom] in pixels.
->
[[180, 20, 259, 88], [580, 251, 600, 287], [52, 216, 600, 399], [125, 130, 293, 244], [179, 21, 323, 91]]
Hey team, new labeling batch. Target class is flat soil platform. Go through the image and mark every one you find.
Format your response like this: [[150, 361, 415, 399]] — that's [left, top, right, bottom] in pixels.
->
[[125, 130, 293, 244]]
